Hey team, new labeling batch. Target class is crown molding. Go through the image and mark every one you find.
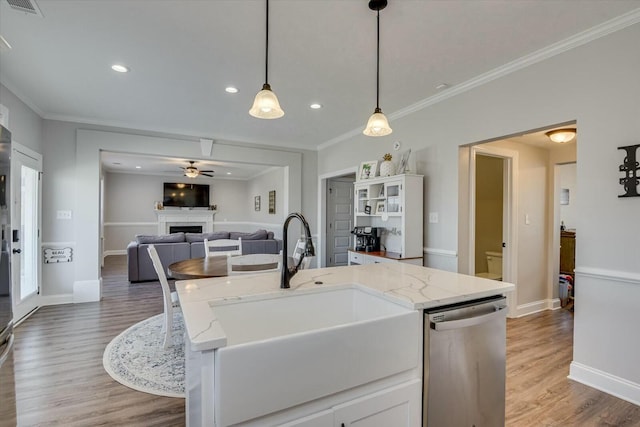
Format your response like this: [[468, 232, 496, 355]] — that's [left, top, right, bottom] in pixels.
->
[[317, 8, 640, 151]]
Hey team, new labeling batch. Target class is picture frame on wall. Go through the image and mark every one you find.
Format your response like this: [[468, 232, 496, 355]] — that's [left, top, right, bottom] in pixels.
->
[[358, 161, 378, 181], [268, 190, 276, 214], [254, 195, 261, 211]]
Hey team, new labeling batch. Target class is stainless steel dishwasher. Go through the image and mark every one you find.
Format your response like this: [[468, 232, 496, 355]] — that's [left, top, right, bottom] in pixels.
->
[[423, 295, 508, 427]]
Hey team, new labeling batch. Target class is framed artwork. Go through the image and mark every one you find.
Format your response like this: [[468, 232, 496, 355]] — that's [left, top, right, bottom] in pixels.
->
[[268, 190, 276, 214], [358, 161, 378, 181], [254, 195, 261, 211], [397, 149, 412, 174], [375, 201, 385, 214], [364, 205, 372, 214]]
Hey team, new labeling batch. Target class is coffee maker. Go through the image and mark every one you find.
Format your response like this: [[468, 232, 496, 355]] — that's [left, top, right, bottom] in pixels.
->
[[351, 226, 381, 252]]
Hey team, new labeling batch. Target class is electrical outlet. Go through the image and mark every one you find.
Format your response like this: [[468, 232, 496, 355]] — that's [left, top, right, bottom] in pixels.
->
[[57, 210, 72, 220], [429, 212, 439, 223]]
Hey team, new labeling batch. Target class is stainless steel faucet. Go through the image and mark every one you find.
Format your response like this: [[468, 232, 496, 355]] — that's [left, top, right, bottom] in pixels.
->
[[281, 212, 315, 289]]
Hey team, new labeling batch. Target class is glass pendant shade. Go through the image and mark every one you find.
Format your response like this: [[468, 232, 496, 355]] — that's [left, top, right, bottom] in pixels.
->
[[545, 129, 576, 143], [184, 167, 199, 178], [249, 83, 284, 119], [363, 108, 392, 136]]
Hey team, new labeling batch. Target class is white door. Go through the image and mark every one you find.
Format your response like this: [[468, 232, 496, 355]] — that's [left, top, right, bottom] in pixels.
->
[[11, 143, 42, 322], [326, 179, 354, 266]]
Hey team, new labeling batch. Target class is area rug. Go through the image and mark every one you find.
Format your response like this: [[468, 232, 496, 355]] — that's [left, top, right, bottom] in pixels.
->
[[103, 312, 185, 398]]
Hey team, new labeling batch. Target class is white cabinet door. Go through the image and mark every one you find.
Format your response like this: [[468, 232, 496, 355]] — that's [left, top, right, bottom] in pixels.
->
[[279, 409, 334, 427], [333, 380, 421, 427]]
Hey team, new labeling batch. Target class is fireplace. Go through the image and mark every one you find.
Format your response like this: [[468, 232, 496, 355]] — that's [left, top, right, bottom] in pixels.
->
[[170, 225, 203, 234], [156, 210, 216, 234]]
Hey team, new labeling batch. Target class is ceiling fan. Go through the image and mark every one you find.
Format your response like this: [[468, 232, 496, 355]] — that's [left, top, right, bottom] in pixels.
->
[[181, 161, 214, 178]]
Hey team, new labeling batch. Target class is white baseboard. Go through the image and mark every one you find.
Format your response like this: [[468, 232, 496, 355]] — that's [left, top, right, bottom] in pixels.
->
[[515, 298, 560, 317], [40, 294, 74, 306], [569, 362, 640, 406], [73, 279, 102, 303], [104, 249, 126, 257]]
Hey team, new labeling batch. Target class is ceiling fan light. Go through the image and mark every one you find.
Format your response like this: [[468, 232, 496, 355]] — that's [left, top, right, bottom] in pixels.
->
[[249, 84, 284, 119], [546, 129, 576, 143], [363, 108, 392, 136], [184, 167, 199, 178]]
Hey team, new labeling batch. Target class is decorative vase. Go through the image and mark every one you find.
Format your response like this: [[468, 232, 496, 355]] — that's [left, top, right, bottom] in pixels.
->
[[379, 160, 396, 177]]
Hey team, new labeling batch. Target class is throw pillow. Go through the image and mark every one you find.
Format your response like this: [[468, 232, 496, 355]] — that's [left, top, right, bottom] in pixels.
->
[[229, 229, 268, 240], [185, 231, 230, 242]]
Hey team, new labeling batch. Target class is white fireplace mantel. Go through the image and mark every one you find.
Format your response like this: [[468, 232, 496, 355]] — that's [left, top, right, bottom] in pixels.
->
[[155, 209, 217, 234]]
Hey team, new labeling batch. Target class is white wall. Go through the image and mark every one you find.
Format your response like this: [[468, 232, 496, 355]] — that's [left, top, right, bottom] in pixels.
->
[[558, 163, 577, 230], [247, 167, 286, 223], [318, 23, 640, 404]]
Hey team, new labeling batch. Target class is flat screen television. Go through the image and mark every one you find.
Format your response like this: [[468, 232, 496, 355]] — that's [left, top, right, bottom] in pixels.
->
[[163, 183, 210, 208]]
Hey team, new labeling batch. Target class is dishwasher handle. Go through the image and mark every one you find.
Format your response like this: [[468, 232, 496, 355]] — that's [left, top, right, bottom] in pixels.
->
[[431, 305, 507, 331]]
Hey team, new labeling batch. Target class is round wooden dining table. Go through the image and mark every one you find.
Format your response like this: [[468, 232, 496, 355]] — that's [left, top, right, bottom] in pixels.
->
[[168, 254, 281, 280]]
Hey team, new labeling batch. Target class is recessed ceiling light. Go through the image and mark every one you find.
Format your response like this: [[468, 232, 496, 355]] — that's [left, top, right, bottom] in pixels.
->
[[435, 83, 449, 90], [111, 64, 129, 73], [226, 172, 232, 175], [310, 103, 322, 109], [225, 86, 239, 94], [112, 162, 121, 165], [135, 165, 141, 169]]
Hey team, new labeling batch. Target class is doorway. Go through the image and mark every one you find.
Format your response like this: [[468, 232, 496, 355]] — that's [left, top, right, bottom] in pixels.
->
[[11, 142, 42, 323], [326, 178, 355, 266], [468, 145, 518, 317], [317, 167, 357, 268]]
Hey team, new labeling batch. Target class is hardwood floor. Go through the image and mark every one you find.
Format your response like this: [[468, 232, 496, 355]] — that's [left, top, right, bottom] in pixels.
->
[[506, 310, 640, 426], [13, 255, 184, 426], [12, 256, 640, 426]]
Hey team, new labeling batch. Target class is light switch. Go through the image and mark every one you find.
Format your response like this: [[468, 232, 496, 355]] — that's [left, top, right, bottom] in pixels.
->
[[525, 214, 530, 225], [429, 212, 439, 224], [57, 210, 72, 220]]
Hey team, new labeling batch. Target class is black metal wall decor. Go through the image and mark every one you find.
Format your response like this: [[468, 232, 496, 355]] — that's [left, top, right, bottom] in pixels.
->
[[618, 144, 640, 198]]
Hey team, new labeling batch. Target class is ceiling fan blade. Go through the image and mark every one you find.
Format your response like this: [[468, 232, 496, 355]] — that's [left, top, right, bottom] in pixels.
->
[[200, 170, 214, 173], [201, 173, 214, 177]]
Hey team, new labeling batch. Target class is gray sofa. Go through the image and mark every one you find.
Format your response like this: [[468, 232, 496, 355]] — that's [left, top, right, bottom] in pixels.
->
[[127, 230, 282, 282]]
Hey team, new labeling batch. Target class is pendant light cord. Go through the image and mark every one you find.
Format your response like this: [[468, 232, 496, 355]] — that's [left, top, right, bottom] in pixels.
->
[[265, 0, 269, 85], [376, 9, 380, 110]]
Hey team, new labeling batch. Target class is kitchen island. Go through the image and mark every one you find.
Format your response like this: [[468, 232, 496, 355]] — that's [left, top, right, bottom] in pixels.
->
[[176, 263, 514, 426]]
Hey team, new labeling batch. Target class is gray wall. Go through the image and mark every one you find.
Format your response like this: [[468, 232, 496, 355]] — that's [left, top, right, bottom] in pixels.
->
[[318, 23, 640, 402], [0, 83, 43, 152], [102, 167, 290, 252]]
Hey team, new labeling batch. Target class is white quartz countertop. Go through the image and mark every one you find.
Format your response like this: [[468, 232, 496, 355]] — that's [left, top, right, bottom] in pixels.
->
[[175, 263, 514, 351]]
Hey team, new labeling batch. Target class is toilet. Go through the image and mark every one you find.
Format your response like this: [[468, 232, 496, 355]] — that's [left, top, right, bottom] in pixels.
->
[[476, 251, 503, 281]]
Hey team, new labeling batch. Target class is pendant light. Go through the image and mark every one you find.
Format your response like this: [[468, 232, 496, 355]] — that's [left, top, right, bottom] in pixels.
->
[[363, 0, 392, 137], [249, 0, 284, 119]]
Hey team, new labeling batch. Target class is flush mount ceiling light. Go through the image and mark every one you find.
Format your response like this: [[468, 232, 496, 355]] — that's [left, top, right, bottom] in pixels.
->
[[249, 0, 284, 119], [363, 0, 392, 137], [546, 128, 576, 143], [111, 64, 129, 73]]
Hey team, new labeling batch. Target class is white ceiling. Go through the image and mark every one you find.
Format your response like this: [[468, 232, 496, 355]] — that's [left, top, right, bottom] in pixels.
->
[[0, 0, 636, 173]]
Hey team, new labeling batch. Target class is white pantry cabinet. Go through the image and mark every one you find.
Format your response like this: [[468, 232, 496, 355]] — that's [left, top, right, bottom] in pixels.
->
[[352, 174, 423, 262]]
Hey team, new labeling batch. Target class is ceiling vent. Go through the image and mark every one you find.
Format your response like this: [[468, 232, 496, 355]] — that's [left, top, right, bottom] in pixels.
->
[[6, 0, 43, 16]]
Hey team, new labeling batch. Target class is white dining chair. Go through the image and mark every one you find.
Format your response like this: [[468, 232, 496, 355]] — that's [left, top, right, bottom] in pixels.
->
[[227, 254, 281, 275], [204, 238, 242, 257], [147, 244, 181, 349]]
